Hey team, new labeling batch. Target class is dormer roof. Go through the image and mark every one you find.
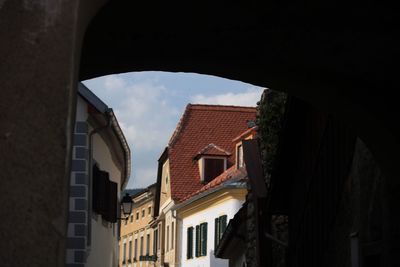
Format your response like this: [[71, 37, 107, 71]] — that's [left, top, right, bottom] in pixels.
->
[[194, 143, 231, 160]]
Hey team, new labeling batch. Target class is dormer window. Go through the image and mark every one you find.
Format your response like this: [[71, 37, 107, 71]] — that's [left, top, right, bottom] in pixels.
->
[[195, 144, 230, 183], [203, 157, 226, 183]]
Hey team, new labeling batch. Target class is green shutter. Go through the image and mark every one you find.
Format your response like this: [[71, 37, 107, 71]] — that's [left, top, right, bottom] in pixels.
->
[[214, 218, 220, 249], [201, 223, 208, 256], [187, 227, 193, 259], [195, 225, 200, 257], [220, 215, 227, 240]]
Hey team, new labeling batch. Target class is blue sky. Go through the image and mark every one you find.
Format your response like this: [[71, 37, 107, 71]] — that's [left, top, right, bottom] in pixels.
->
[[83, 71, 264, 189]]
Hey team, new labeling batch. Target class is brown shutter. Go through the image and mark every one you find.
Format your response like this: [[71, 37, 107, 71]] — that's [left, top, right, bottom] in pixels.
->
[[204, 159, 224, 182], [103, 180, 118, 223], [93, 165, 108, 215]]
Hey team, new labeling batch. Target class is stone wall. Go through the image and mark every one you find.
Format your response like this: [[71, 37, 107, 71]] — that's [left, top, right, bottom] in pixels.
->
[[66, 121, 89, 267]]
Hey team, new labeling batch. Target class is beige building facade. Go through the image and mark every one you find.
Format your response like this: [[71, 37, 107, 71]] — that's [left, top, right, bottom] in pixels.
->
[[120, 184, 157, 267]]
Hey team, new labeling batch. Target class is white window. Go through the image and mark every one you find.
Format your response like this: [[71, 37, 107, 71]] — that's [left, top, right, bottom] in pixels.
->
[[237, 144, 244, 168]]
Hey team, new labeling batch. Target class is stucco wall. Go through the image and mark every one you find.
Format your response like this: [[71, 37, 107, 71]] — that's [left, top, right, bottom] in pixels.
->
[[86, 131, 122, 267], [180, 197, 244, 267], [160, 159, 171, 209]]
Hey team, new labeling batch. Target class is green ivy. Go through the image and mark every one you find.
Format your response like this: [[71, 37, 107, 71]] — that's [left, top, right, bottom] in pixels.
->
[[256, 89, 287, 185]]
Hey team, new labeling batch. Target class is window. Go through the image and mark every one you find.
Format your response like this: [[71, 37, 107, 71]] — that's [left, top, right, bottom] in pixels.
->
[[187, 227, 194, 259], [128, 240, 132, 260], [148, 206, 152, 216], [140, 236, 144, 256], [136, 211, 139, 220], [124, 218, 128, 225], [195, 223, 208, 257], [134, 239, 138, 260], [130, 215, 133, 223], [166, 225, 170, 251], [92, 165, 118, 223], [171, 222, 175, 249], [142, 209, 145, 218], [214, 215, 227, 249], [204, 158, 225, 183], [154, 229, 158, 253], [166, 175, 168, 184], [123, 242, 126, 262], [146, 234, 150, 255], [237, 144, 244, 168]]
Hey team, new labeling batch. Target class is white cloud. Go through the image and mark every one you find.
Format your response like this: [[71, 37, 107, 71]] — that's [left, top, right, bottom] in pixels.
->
[[104, 75, 126, 90], [190, 87, 264, 107], [85, 74, 179, 189]]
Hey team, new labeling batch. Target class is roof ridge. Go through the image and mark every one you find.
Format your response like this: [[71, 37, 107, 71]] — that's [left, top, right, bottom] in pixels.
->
[[189, 103, 256, 111], [168, 104, 256, 148]]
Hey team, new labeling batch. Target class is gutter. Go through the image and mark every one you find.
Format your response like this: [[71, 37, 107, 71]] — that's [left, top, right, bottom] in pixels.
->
[[108, 110, 131, 190]]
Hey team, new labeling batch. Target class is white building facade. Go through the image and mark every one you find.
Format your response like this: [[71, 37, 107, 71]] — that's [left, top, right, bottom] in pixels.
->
[[66, 83, 131, 267], [177, 184, 247, 267]]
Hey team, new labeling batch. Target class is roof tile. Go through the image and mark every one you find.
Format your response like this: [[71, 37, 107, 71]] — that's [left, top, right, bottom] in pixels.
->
[[167, 104, 256, 201]]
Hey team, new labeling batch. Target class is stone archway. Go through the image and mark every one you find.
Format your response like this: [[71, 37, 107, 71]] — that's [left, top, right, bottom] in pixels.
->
[[0, 0, 398, 266]]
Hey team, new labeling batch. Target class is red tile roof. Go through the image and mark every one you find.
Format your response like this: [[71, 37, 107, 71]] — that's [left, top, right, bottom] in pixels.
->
[[167, 104, 256, 201], [181, 166, 247, 202], [232, 126, 258, 142]]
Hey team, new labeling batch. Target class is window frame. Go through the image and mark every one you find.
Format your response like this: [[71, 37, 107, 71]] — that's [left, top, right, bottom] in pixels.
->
[[200, 156, 227, 183], [237, 144, 244, 168], [140, 236, 144, 256], [146, 233, 150, 255], [134, 238, 138, 260]]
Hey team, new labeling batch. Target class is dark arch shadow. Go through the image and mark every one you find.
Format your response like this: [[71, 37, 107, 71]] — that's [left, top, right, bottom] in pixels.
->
[[80, 0, 399, 184]]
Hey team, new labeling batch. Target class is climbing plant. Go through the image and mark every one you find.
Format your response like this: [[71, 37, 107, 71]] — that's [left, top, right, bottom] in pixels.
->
[[256, 89, 287, 185]]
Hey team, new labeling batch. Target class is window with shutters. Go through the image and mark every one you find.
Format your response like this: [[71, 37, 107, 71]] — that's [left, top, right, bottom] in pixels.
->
[[187, 227, 194, 259], [195, 222, 208, 257], [214, 215, 227, 249], [92, 164, 118, 223]]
